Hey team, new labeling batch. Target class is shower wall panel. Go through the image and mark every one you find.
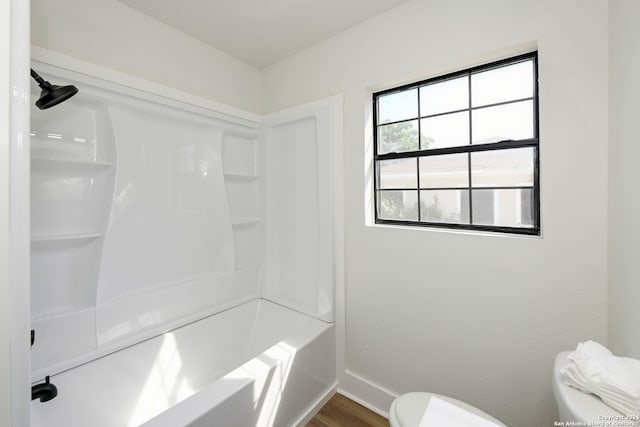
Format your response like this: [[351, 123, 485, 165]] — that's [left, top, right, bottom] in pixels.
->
[[30, 69, 261, 379], [95, 105, 236, 346], [261, 101, 338, 323]]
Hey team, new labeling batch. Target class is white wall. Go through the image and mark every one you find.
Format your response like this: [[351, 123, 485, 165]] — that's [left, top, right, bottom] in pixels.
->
[[31, 0, 263, 114], [264, 1, 609, 426], [608, 0, 640, 360]]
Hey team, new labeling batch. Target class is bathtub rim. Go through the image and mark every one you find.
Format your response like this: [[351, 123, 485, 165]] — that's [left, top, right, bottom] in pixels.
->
[[140, 320, 337, 427]]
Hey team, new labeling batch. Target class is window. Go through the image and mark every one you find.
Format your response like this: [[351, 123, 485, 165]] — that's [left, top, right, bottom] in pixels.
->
[[373, 52, 539, 235]]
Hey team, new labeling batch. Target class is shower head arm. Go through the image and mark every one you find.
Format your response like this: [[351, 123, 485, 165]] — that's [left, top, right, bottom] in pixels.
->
[[30, 68, 51, 90]]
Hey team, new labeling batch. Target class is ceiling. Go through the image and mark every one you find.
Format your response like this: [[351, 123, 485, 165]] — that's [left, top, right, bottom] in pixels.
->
[[118, 0, 410, 68]]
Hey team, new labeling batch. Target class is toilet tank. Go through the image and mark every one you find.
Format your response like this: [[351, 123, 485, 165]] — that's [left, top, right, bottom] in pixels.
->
[[553, 351, 623, 423]]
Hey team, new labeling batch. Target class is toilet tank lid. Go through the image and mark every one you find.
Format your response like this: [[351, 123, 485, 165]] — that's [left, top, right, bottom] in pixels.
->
[[553, 351, 622, 421]]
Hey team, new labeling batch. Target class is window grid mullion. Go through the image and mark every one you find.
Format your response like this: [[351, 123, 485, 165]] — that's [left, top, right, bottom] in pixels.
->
[[373, 97, 379, 220], [533, 55, 541, 229], [382, 186, 535, 192], [378, 96, 535, 128], [467, 72, 473, 226], [375, 138, 538, 161], [416, 87, 422, 222]]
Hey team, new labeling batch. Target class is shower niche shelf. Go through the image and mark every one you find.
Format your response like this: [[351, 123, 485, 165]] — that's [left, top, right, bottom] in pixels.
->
[[31, 237, 102, 316], [30, 86, 117, 377], [31, 304, 95, 322], [224, 172, 259, 180], [30, 168, 114, 237], [222, 131, 262, 273], [222, 133, 257, 176], [225, 176, 260, 219], [31, 157, 113, 171], [31, 233, 102, 244], [231, 217, 260, 226]]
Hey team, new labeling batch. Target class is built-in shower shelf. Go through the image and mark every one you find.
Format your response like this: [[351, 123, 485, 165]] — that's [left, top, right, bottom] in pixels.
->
[[32, 304, 95, 323], [31, 157, 113, 172], [31, 233, 102, 243], [224, 173, 259, 181], [30, 133, 97, 145], [231, 217, 260, 226]]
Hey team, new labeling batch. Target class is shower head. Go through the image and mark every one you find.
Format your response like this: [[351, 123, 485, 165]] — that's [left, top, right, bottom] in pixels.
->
[[30, 69, 78, 110]]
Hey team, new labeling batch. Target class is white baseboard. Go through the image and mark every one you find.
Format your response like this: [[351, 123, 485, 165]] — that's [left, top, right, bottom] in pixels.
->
[[338, 370, 398, 419]]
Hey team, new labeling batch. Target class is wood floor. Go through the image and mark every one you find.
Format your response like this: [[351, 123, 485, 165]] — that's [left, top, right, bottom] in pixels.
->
[[306, 393, 389, 427]]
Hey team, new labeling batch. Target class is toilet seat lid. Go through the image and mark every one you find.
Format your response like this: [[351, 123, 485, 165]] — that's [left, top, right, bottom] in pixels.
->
[[391, 392, 505, 427]]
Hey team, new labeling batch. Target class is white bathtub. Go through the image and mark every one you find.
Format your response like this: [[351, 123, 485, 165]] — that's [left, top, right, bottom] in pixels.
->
[[31, 299, 336, 427]]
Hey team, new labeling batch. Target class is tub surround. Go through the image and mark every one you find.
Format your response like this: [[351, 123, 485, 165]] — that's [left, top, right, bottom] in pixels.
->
[[29, 55, 342, 426], [30, 65, 261, 379]]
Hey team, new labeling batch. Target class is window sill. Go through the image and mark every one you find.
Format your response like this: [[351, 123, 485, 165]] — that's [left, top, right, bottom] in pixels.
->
[[367, 221, 543, 240]]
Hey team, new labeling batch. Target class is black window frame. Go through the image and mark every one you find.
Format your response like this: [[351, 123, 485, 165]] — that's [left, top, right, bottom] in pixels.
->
[[373, 51, 540, 235]]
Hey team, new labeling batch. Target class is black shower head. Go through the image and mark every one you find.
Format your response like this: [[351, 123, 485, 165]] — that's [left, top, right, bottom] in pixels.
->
[[30, 69, 78, 110]]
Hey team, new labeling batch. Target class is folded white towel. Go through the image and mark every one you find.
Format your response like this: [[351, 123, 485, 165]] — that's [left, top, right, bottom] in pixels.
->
[[598, 356, 640, 417], [560, 341, 640, 417], [603, 357, 640, 394], [561, 341, 613, 393]]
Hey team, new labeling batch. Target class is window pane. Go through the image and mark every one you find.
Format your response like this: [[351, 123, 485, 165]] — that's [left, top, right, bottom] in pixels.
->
[[378, 190, 419, 221], [520, 188, 535, 227], [471, 60, 534, 107], [378, 158, 417, 189], [471, 147, 534, 187], [472, 188, 535, 228], [471, 189, 495, 225], [420, 190, 470, 224], [378, 120, 419, 154], [419, 153, 469, 188], [378, 89, 418, 124], [472, 100, 533, 144], [420, 111, 469, 149], [420, 76, 468, 116]]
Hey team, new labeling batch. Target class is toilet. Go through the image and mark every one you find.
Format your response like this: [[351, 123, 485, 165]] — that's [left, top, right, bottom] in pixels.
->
[[553, 351, 624, 422], [390, 351, 631, 427], [389, 392, 505, 426]]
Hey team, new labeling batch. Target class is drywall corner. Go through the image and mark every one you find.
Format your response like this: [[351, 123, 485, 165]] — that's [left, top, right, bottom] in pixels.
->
[[608, 0, 640, 359]]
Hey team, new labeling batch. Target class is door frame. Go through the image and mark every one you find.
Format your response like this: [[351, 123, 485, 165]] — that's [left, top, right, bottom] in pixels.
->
[[2, 0, 32, 425]]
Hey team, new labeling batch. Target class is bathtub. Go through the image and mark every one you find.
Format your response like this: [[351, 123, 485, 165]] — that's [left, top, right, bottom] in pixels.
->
[[31, 299, 336, 427]]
